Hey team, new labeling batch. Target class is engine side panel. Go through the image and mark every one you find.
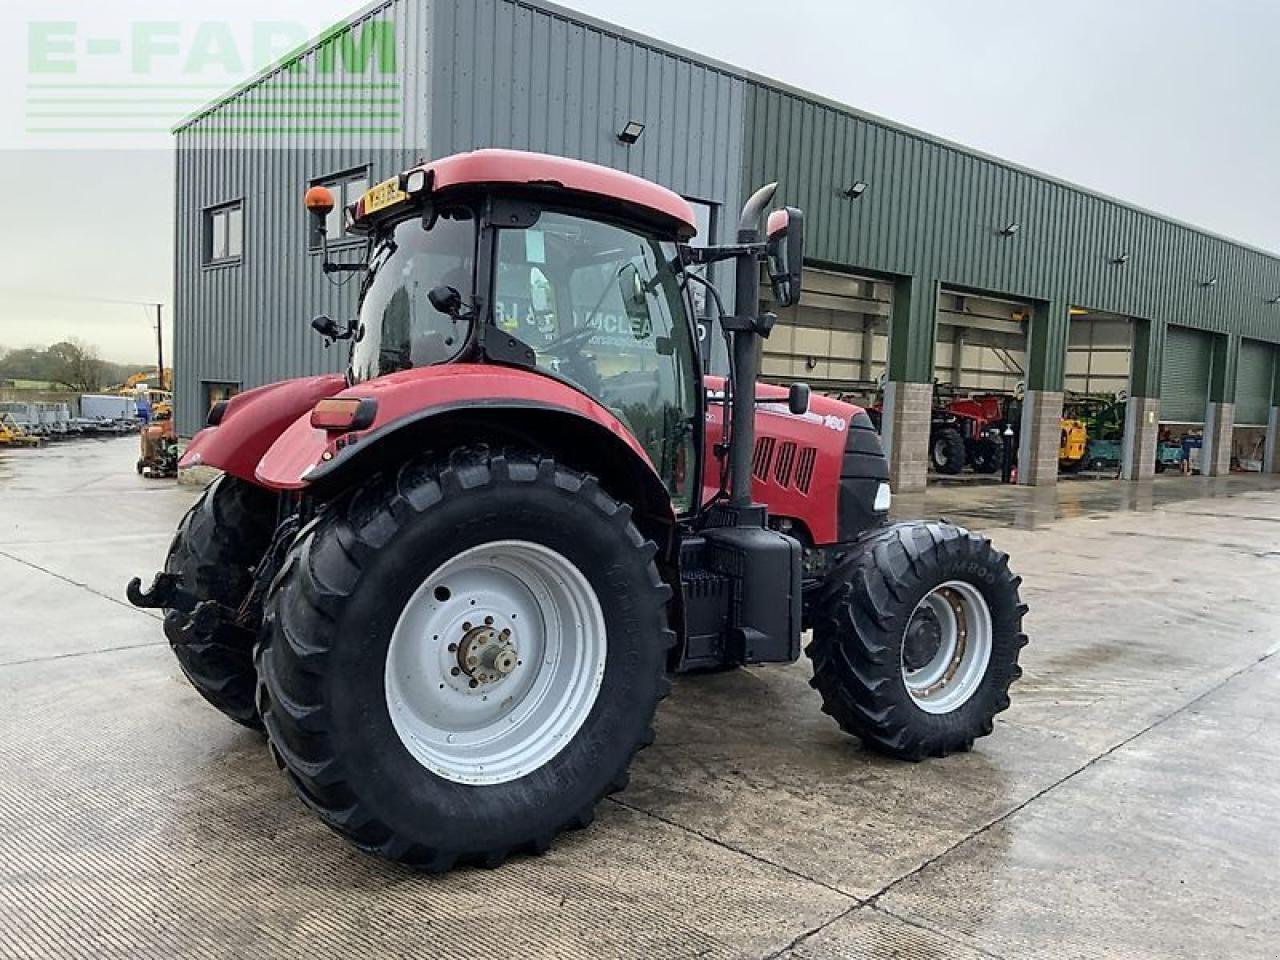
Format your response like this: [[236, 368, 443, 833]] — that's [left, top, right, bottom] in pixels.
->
[[178, 374, 347, 484], [701, 377, 885, 545]]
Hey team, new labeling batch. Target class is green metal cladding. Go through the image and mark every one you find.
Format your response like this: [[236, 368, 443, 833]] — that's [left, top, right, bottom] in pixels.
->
[[743, 84, 1280, 387]]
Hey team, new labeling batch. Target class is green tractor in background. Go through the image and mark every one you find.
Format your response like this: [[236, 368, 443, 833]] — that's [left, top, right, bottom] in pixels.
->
[[1062, 392, 1126, 472]]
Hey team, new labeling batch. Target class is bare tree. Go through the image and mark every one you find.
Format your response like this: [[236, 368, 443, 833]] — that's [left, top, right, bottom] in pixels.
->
[[47, 339, 105, 392]]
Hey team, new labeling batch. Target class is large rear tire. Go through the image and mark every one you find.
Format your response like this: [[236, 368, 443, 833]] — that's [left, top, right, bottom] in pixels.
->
[[929, 427, 966, 475], [255, 450, 673, 871], [807, 521, 1027, 761], [163, 474, 277, 728]]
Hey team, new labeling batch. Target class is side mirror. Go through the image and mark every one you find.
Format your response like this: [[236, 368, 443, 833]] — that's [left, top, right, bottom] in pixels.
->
[[530, 268, 551, 313], [429, 284, 464, 317], [788, 382, 811, 416], [766, 206, 805, 308], [617, 263, 651, 337], [310, 314, 351, 344]]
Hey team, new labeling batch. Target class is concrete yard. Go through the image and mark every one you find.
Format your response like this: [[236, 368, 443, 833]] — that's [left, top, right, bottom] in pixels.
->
[[1, 436, 1277, 959]]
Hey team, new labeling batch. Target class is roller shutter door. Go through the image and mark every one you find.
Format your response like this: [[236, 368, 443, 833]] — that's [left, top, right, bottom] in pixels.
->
[[1235, 340, 1275, 427], [1160, 326, 1211, 424], [759, 267, 890, 389]]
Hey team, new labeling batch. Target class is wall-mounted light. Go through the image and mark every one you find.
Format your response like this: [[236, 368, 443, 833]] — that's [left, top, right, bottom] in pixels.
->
[[842, 181, 868, 200], [1111, 252, 1130, 265], [998, 222, 1020, 237], [1200, 277, 1218, 288], [616, 120, 645, 144], [805, 356, 819, 370]]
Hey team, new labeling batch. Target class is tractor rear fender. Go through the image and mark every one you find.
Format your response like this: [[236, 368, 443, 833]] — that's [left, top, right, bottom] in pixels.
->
[[254, 364, 684, 652], [178, 374, 347, 484]]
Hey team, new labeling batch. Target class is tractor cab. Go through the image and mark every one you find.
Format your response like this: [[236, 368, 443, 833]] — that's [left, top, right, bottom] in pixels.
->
[[304, 149, 798, 514]]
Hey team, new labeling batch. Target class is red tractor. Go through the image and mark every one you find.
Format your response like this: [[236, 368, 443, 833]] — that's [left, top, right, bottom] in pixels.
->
[[931, 390, 1019, 476], [129, 150, 1026, 871]]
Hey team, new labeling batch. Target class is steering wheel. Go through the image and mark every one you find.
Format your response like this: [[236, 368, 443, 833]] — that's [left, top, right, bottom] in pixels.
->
[[540, 323, 597, 357]]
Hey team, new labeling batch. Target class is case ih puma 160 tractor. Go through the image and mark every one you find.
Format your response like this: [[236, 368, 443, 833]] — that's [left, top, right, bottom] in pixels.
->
[[129, 149, 1026, 872]]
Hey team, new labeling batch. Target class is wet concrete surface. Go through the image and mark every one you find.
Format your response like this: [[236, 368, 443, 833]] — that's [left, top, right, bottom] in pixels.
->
[[1, 437, 1277, 959]]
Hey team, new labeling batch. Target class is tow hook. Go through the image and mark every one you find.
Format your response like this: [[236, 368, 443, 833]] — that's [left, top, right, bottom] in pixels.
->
[[126, 573, 237, 629]]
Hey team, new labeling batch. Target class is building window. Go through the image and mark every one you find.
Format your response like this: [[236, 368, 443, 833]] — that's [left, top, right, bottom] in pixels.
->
[[310, 166, 370, 248], [203, 381, 240, 413], [203, 201, 243, 266]]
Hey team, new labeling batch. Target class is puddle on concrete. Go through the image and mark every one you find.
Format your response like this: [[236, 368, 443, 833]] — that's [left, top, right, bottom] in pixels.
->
[[895, 474, 1280, 531]]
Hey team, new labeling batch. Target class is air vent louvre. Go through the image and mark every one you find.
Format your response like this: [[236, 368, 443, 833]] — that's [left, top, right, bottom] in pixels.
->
[[752, 436, 776, 480], [796, 447, 817, 493], [774, 441, 797, 487]]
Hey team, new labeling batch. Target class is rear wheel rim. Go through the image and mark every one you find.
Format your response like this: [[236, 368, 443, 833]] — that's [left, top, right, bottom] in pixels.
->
[[901, 581, 993, 714], [385, 540, 607, 786]]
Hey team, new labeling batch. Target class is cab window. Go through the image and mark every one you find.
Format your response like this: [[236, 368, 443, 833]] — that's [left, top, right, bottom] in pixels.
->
[[493, 210, 699, 510]]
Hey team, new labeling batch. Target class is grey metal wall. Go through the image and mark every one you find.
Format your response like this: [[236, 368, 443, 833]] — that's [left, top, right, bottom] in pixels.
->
[[427, 0, 746, 220], [174, 0, 434, 435], [174, 0, 746, 435]]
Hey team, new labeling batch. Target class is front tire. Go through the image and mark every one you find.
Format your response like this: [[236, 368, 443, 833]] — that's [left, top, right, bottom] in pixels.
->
[[255, 450, 673, 871], [968, 437, 1004, 474], [807, 522, 1027, 761]]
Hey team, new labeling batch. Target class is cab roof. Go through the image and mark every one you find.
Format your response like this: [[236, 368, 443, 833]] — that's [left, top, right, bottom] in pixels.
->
[[356, 148, 699, 240]]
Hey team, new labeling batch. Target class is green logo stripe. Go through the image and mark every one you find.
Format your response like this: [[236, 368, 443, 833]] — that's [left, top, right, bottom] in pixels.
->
[[27, 82, 401, 90], [28, 125, 404, 134], [28, 97, 402, 105], [29, 110, 401, 118]]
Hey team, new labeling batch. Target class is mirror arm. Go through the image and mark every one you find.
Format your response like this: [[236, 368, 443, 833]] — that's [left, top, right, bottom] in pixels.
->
[[314, 218, 369, 274], [679, 242, 766, 266]]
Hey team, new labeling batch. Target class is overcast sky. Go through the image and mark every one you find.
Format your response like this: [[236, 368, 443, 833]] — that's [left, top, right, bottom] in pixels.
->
[[1, 0, 1277, 362]]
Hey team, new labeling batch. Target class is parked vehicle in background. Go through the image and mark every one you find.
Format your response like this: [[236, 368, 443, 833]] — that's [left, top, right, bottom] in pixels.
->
[[932, 389, 1020, 476], [137, 411, 179, 478], [0, 411, 43, 447], [1063, 392, 1126, 471], [1059, 418, 1088, 471], [81, 394, 137, 423]]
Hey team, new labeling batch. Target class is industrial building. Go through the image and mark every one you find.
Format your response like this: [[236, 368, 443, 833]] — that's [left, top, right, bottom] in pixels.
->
[[174, 0, 1280, 491]]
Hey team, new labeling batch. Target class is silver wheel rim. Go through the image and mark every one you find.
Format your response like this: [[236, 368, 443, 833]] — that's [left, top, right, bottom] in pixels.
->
[[901, 580, 993, 714], [384, 540, 607, 786]]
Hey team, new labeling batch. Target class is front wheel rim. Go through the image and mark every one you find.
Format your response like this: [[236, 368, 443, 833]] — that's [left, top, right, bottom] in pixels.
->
[[385, 540, 607, 786], [901, 580, 993, 714]]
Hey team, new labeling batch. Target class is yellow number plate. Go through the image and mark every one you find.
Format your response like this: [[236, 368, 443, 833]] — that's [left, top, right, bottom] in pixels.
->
[[362, 177, 407, 215]]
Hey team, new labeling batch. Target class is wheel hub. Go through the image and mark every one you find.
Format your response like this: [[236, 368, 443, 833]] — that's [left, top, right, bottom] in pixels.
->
[[903, 609, 943, 671], [455, 620, 518, 687], [900, 581, 993, 714], [384, 540, 608, 785]]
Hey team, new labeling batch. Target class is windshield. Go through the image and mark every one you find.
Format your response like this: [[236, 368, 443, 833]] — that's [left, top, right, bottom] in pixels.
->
[[493, 210, 700, 509], [349, 210, 476, 382]]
